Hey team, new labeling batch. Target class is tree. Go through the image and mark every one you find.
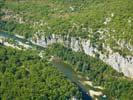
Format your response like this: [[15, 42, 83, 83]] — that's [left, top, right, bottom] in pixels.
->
[[0, 0, 5, 31]]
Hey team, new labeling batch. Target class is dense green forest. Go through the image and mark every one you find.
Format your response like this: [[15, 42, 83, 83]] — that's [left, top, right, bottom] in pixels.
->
[[0, 45, 82, 100], [0, 0, 5, 31], [46, 44, 133, 100]]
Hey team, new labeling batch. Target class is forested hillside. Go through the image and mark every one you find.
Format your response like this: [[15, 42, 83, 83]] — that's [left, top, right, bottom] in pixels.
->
[[1, 0, 133, 55], [0, 0, 133, 100], [0, 45, 81, 100]]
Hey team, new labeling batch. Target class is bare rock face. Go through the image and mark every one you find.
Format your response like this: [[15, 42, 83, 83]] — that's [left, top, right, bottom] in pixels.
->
[[101, 53, 133, 78], [31, 34, 133, 78], [81, 40, 96, 57], [80, 39, 133, 78]]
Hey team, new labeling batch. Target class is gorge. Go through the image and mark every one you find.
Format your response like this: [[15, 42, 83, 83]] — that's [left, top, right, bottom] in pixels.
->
[[31, 34, 133, 78]]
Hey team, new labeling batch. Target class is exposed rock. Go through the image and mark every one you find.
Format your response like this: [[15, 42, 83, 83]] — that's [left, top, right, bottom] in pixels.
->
[[89, 90, 102, 97], [31, 34, 133, 78]]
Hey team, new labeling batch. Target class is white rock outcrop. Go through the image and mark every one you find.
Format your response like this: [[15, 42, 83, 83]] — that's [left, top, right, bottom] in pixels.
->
[[31, 34, 133, 78]]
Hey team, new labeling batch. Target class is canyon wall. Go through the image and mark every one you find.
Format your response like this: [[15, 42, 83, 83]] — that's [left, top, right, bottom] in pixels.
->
[[31, 34, 133, 78]]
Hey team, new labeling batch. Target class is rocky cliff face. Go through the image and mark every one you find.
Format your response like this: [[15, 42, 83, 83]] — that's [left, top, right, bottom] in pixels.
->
[[31, 34, 133, 78]]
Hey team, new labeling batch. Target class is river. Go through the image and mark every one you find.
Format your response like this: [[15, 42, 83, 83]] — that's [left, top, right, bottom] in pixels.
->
[[0, 32, 93, 100], [0, 32, 44, 50], [52, 57, 92, 100]]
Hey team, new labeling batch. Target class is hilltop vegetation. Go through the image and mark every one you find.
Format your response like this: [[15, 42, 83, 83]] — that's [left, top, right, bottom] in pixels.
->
[[0, 46, 81, 100], [1, 0, 133, 55]]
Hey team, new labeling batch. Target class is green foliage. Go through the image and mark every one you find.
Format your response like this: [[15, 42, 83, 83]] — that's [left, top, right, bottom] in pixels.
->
[[0, 0, 5, 30], [1, 0, 133, 99], [0, 0, 5, 11], [0, 46, 82, 99], [2, 0, 133, 55], [47, 44, 133, 100]]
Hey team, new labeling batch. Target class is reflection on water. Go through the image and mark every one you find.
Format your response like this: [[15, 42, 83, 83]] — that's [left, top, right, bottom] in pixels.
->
[[52, 58, 92, 100], [0, 32, 92, 99]]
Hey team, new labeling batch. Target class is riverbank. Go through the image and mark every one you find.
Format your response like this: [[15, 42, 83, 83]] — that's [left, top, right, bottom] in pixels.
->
[[51, 57, 106, 100], [1, 32, 133, 99]]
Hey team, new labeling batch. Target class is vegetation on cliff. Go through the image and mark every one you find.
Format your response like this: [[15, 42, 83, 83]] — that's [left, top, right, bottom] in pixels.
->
[[1, 0, 133, 55], [46, 44, 133, 100], [0, 0, 133, 99]]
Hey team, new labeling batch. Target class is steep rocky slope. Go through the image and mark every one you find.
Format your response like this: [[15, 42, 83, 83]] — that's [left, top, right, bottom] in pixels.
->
[[1, 0, 133, 76], [29, 34, 133, 78]]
